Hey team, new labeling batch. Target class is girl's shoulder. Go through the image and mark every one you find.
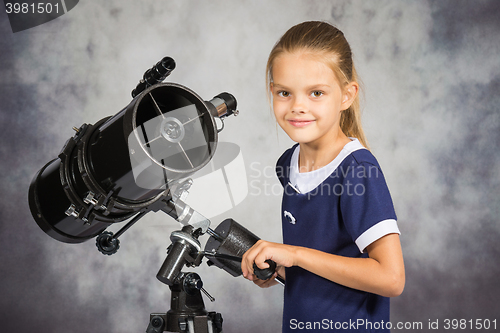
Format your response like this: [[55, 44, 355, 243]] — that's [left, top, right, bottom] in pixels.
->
[[346, 148, 381, 169], [275, 143, 299, 185], [276, 143, 299, 168]]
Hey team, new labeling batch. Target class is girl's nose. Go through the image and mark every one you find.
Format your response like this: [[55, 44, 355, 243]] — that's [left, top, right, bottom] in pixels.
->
[[291, 96, 307, 114]]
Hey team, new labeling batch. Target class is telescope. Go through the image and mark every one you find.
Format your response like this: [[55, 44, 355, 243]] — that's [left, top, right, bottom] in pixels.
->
[[28, 56, 282, 333]]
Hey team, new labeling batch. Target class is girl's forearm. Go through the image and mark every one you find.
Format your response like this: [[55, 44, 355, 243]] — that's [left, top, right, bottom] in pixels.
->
[[293, 235, 404, 297]]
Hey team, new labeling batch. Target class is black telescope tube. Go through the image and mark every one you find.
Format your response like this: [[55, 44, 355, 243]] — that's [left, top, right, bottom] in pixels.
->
[[28, 82, 224, 244]]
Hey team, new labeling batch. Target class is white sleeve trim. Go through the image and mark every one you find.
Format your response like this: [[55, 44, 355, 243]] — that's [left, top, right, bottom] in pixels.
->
[[355, 219, 400, 253]]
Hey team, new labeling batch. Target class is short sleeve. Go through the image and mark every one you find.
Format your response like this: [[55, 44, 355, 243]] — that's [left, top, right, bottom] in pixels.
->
[[339, 161, 399, 253]]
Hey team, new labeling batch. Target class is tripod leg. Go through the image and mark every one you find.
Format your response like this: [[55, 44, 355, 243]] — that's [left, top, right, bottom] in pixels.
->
[[187, 318, 195, 333], [207, 317, 214, 333], [208, 312, 223, 333], [177, 315, 222, 333]]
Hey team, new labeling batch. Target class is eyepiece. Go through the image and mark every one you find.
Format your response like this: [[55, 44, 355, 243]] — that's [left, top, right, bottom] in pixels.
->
[[132, 56, 176, 97]]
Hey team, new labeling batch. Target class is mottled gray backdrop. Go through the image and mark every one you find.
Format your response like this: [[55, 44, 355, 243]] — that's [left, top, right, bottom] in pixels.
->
[[1, 1, 499, 332]]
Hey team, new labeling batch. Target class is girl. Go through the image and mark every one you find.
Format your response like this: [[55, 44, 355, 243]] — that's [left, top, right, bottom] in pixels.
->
[[241, 21, 405, 332]]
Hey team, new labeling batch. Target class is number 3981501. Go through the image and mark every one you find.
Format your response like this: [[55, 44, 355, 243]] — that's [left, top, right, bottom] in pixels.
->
[[444, 319, 497, 330], [5, 3, 60, 14]]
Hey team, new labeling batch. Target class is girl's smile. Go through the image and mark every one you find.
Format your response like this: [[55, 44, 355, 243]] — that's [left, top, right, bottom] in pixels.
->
[[287, 118, 316, 128]]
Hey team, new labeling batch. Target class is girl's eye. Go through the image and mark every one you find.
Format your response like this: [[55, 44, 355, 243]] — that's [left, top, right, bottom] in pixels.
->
[[277, 91, 290, 97], [311, 91, 323, 97]]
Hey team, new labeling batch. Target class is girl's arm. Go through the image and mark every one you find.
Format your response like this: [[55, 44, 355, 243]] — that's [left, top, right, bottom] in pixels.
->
[[241, 233, 405, 297]]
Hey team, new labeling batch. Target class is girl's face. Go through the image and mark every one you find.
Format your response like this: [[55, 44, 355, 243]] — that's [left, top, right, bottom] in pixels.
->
[[271, 51, 356, 147]]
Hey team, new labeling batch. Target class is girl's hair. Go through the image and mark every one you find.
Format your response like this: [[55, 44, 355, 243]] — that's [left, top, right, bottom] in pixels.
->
[[266, 21, 369, 148]]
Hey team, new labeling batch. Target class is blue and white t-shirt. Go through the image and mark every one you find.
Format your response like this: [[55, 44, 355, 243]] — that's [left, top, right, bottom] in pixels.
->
[[276, 138, 400, 333]]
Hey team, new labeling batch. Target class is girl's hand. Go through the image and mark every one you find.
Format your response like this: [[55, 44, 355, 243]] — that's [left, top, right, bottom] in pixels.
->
[[251, 265, 286, 288], [250, 272, 279, 288], [241, 240, 296, 281]]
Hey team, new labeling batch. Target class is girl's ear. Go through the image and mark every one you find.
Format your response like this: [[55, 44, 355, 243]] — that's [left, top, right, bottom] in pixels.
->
[[341, 82, 359, 110]]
